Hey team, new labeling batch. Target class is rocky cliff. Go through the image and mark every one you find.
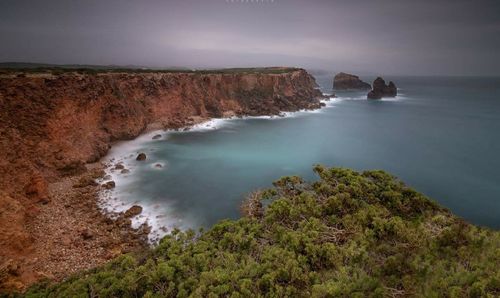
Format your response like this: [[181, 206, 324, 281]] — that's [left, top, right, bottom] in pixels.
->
[[0, 68, 323, 290]]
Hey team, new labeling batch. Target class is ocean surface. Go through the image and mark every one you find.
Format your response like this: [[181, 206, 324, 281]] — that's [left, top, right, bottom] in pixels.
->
[[101, 75, 500, 241]]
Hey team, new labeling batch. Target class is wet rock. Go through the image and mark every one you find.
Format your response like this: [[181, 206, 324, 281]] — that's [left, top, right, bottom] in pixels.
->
[[386, 81, 397, 96], [367, 90, 381, 100], [121, 169, 130, 174], [124, 205, 143, 218], [102, 181, 116, 189], [152, 134, 162, 140], [367, 77, 397, 99], [154, 163, 162, 168], [136, 153, 147, 161], [114, 163, 125, 170], [333, 72, 371, 90]]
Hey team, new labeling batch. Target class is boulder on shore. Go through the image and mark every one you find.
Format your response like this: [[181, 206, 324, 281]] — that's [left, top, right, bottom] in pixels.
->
[[367, 77, 397, 99], [136, 153, 147, 161], [102, 180, 115, 189], [124, 205, 143, 218], [333, 72, 371, 90]]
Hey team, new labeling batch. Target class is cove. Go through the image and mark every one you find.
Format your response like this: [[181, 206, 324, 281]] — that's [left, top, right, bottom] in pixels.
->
[[101, 76, 500, 241]]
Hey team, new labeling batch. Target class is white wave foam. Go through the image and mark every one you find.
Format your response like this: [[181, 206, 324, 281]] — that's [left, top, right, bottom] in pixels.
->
[[184, 118, 232, 132], [334, 94, 406, 102], [335, 95, 366, 101]]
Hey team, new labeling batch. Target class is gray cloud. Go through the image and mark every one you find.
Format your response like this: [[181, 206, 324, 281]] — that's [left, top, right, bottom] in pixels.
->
[[1, 0, 499, 75]]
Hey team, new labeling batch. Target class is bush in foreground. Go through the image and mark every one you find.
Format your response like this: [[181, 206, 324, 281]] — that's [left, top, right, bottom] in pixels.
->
[[23, 166, 499, 297]]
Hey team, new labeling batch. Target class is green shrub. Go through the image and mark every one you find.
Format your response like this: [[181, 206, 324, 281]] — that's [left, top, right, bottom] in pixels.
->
[[23, 166, 500, 297]]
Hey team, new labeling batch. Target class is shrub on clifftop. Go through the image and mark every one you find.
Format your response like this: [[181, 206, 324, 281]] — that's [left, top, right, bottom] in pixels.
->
[[23, 166, 500, 297]]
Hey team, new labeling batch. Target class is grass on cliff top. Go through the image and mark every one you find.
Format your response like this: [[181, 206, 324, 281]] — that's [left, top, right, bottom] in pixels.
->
[[23, 166, 500, 297], [0, 64, 301, 76]]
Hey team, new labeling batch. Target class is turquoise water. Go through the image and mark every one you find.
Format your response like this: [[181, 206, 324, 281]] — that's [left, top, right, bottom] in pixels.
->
[[104, 76, 500, 238]]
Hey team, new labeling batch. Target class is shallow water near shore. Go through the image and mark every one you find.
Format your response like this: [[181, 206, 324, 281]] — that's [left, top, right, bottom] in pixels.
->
[[101, 75, 500, 241]]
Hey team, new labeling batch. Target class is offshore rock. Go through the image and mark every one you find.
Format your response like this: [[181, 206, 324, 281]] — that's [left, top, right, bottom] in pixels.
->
[[367, 77, 397, 99], [333, 72, 371, 90], [136, 153, 147, 161]]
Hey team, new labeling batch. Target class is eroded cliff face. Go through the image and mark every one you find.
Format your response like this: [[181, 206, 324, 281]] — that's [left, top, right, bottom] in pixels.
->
[[1, 69, 322, 181], [0, 68, 323, 290]]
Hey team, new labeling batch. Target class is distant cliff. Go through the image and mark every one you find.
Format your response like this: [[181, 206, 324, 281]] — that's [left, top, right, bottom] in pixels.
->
[[0, 67, 324, 290]]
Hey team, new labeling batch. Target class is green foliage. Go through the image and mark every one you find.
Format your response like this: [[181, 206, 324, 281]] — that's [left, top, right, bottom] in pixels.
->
[[23, 166, 500, 297]]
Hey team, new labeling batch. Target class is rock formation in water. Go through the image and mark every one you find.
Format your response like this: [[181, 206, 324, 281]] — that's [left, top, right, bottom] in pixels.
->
[[367, 77, 397, 99], [0, 67, 324, 290], [333, 72, 371, 90]]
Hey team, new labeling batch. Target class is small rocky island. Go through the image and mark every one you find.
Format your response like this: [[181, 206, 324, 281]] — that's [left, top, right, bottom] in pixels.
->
[[333, 72, 371, 90], [367, 77, 397, 99]]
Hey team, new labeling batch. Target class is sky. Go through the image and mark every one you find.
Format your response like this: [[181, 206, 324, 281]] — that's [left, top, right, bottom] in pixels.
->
[[1, 0, 499, 75]]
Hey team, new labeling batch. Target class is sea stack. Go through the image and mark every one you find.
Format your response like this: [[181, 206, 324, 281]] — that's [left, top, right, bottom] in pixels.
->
[[333, 72, 371, 90], [367, 77, 397, 99]]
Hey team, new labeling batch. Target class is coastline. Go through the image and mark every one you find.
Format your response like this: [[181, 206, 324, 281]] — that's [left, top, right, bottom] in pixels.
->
[[96, 88, 409, 242], [8, 162, 150, 290], [98, 96, 337, 243], [0, 68, 328, 291]]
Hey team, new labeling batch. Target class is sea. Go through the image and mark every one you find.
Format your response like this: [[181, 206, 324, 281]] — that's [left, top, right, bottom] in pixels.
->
[[100, 74, 500, 241]]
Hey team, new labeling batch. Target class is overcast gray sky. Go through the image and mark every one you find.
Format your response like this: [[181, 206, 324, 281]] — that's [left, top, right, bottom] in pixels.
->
[[1, 0, 499, 75]]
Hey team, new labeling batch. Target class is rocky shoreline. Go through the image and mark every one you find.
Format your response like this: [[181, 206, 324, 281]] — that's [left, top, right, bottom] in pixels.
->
[[0, 68, 325, 292], [20, 164, 149, 286], [97, 106, 339, 244]]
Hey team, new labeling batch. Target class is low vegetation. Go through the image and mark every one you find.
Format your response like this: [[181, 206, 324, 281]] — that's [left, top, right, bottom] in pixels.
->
[[22, 166, 499, 297], [0, 63, 299, 76]]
